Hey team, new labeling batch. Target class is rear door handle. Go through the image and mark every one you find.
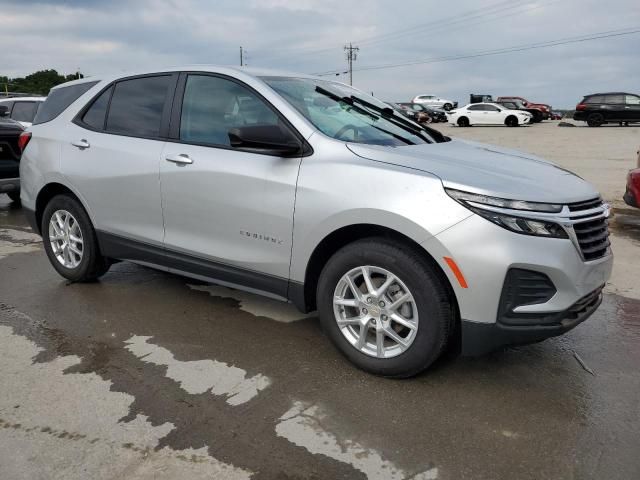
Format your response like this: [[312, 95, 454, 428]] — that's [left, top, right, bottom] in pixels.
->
[[71, 139, 90, 149], [165, 153, 193, 165]]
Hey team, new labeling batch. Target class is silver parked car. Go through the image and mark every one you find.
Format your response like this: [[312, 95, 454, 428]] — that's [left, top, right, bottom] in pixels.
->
[[20, 66, 612, 377]]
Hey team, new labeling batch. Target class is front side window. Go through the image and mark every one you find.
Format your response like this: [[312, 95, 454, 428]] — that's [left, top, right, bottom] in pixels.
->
[[262, 76, 435, 146], [179, 75, 280, 146], [625, 95, 640, 105], [106, 75, 172, 137], [11, 102, 39, 123]]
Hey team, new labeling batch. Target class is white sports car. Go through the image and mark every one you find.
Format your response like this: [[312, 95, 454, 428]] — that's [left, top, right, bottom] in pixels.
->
[[446, 103, 533, 127]]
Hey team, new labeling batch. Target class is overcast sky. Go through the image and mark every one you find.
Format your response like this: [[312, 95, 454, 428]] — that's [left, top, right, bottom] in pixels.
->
[[3, 0, 639, 107]]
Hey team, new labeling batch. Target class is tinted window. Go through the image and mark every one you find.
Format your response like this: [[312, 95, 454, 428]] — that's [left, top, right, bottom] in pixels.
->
[[625, 95, 640, 105], [585, 96, 604, 104], [180, 75, 279, 146], [106, 76, 172, 137], [467, 104, 484, 111], [81, 87, 112, 130], [485, 105, 500, 112], [604, 95, 623, 104], [33, 81, 98, 125], [11, 102, 38, 123]]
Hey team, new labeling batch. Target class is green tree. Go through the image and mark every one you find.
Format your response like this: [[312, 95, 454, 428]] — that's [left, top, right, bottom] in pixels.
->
[[0, 69, 84, 96]]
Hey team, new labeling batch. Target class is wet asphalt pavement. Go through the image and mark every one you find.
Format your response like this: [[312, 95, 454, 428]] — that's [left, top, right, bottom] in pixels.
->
[[1, 195, 639, 480]]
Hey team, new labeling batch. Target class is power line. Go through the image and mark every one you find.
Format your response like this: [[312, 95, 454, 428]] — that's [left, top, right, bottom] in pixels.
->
[[314, 27, 640, 76], [252, 0, 538, 63]]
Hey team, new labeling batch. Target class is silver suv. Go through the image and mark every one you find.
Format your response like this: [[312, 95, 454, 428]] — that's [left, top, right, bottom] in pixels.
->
[[20, 66, 613, 377]]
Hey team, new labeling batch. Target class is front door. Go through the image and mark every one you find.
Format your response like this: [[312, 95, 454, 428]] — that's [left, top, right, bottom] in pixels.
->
[[623, 94, 640, 122], [159, 73, 302, 297]]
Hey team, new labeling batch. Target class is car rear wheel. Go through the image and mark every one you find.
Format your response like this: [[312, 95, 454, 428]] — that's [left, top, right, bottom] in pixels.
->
[[443, 103, 453, 111], [42, 195, 110, 282], [505, 115, 519, 127], [457, 117, 470, 127], [7, 191, 20, 203], [317, 238, 453, 377], [587, 113, 604, 127]]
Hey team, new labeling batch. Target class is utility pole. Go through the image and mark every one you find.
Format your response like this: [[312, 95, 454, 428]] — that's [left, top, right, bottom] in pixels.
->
[[240, 46, 244, 67], [344, 43, 359, 86]]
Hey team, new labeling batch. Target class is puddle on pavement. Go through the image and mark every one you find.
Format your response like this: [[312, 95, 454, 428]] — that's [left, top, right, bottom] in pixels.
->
[[125, 335, 271, 406], [187, 283, 312, 323], [0, 228, 41, 260]]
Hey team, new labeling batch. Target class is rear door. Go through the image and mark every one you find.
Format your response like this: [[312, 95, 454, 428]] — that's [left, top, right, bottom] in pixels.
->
[[61, 74, 177, 249], [159, 73, 302, 295]]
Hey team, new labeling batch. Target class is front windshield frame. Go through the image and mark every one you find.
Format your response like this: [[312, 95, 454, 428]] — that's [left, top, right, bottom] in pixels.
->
[[260, 76, 445, 147]]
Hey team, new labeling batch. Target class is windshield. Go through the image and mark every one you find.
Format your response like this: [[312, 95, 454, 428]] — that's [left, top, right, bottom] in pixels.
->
[[261, 76, 439, 146]]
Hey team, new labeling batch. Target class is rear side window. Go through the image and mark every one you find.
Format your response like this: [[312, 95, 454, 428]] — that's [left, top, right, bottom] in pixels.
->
[[604, 94, 623, 104], [468, 104, 483, 111], [11, 102, 38, 123], [106, 76, 172, 137], [81, 87, 112, 130], [33, 81, 98, 125], [584, 96, 603, 104]]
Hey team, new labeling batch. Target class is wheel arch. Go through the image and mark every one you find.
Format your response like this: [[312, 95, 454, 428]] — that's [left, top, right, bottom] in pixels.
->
[[34, 182, 92, 235], [292, 223, 459, 319]]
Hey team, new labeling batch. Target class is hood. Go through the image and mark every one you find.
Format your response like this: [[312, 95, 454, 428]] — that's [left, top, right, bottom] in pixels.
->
[[347, 138, 599, 204]]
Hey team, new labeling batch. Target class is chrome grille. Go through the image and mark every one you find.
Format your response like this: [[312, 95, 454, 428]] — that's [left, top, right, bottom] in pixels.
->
[[568, 198, 610, 261]]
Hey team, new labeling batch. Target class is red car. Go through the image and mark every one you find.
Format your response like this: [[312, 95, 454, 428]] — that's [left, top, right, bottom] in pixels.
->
[[497, 96, 552, 120], [623, 148, 640, 208]]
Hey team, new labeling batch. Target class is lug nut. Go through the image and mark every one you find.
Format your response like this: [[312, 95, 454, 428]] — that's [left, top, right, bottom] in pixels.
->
[[367, 297, 372, 303], [362, 308, 368, 314], [381, 314, 387, 321], [379, 301, 385, 307]]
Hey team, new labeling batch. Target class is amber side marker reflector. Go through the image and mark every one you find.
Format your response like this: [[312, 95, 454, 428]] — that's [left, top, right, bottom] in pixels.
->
[[444, 257, 468, 289]]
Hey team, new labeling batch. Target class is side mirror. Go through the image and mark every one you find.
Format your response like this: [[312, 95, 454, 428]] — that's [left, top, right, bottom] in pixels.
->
[[0, 105, 8, 117], [228, 125, 303, 157]]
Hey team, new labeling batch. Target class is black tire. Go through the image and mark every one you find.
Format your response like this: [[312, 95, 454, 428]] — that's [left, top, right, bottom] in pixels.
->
[[42, 194, 110, 282], [317, 238, 454, 378], [587, 113, 604, 127], [457, 116, 470, 127], [7, 191, 21, 204], [505, 115, 519, 127], [443, 103, 453, 111], [532, 111, 543, 123]]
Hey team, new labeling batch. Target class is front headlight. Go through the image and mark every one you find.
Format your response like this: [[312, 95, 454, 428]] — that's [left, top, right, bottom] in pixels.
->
[[445, 188, 568, 238]]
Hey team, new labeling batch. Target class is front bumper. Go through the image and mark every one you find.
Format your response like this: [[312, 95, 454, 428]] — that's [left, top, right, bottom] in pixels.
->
[[461, 285, 603, 355], [421, 213, 613, 354]]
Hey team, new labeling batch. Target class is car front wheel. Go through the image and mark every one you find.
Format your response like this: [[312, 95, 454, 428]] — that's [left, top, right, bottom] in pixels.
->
[[317, 238, 453, 377], [42, 194, 110, 282]]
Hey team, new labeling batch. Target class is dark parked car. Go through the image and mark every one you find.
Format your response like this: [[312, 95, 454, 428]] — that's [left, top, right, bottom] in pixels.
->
[[574, 92, 640, 127], [389, 102, 432, 124], [0, 111, 26, 203], [397, 103, 447, 123]]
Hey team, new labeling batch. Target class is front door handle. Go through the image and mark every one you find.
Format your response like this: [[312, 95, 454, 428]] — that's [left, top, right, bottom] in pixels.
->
[[165, 153, 193, 165], [71, 139, 90, 149]]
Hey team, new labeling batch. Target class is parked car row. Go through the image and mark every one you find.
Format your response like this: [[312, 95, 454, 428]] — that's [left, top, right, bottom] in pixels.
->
[[388, 102, 448, 124]]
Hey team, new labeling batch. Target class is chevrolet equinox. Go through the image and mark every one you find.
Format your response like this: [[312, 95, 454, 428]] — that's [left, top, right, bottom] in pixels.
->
[[19, 66, 613, 377]]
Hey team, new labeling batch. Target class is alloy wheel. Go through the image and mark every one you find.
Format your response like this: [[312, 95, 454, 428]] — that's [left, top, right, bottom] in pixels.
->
[[48, 209, 84, 269], [333, 265, 419, 358]]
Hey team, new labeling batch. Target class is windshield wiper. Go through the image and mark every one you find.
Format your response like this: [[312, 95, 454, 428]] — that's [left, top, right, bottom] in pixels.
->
[[315, 86, 432, 142], [346, 95, 434, 143]]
